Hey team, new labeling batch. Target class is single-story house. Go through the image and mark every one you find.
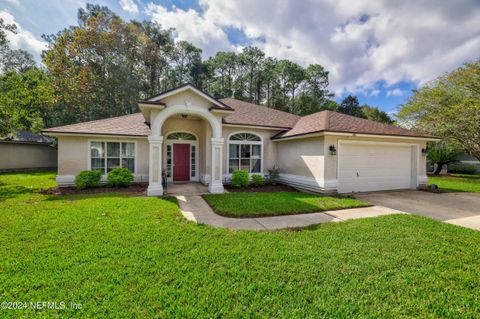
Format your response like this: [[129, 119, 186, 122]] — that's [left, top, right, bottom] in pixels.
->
[[0, 130, 57, 171], [43, 84, 439, 195]]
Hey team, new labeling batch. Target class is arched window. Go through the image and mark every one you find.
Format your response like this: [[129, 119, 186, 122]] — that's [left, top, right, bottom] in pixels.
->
[[228, 133, 262, 173], [166, 132, 197, 140]]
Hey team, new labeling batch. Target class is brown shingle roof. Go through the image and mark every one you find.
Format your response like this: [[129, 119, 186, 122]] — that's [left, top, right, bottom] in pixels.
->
[[42, 113, 150, 137], [220, 98, 300, 128], [272, 110, 435, 139], [42, 98, 433, 140]]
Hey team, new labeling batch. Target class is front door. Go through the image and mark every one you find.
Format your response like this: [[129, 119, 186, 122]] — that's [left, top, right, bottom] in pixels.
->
[[173, 143, 190, 181]]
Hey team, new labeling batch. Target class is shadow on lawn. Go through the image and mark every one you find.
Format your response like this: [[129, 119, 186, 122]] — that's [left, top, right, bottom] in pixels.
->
[[0, 185, 38, 201]]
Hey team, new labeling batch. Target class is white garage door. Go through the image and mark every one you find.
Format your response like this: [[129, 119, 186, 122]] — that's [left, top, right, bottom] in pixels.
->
[[338, 142, 414, 193]]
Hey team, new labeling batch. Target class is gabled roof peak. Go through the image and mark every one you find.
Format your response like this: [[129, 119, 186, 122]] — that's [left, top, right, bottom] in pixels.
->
[[141, 83, 233, 111]]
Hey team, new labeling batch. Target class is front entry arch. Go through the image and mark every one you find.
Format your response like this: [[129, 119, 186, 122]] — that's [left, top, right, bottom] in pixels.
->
[[147, 105, 225, 196]]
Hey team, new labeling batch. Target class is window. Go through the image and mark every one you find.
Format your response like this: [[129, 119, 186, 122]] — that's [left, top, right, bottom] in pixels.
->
[[228, 133, 262, 173], [90, 142, 135, 174], [191, 145, 196, 177], [166, 132, 196, 140], [166, 144, 172, 178]]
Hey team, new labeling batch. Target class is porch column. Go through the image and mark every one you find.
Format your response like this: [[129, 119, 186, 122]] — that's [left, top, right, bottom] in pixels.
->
[[208, 137, 224, 193], [147, 135, 164, 196]]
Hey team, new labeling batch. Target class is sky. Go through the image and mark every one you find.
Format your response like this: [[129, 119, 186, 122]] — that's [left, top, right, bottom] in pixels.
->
[[1, 0, 479, 115]]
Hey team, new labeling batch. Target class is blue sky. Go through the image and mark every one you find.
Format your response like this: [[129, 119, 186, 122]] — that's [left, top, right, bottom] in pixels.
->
[[1, 0, 479, 115]]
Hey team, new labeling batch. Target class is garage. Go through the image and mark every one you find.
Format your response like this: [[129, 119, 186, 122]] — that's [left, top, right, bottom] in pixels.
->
[[337, 141, 416, 193]]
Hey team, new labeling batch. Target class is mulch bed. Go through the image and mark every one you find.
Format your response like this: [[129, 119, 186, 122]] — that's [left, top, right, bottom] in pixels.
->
[[40, 183, 148, 196], [225, 184, 298, 193]]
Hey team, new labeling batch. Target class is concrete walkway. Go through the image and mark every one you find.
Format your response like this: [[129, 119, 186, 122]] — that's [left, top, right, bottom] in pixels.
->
[[445, 215, 480, 231], [176, 195, 404, 230]]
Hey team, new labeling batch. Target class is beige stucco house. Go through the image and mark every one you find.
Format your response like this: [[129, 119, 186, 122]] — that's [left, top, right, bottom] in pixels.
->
[[43, 84, 438, 196]]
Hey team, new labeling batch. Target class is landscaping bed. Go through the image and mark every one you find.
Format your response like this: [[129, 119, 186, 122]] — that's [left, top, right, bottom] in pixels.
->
[[41, 183, 148, 196], [225, 183, 297, 193], [203, 191, 370, 218]]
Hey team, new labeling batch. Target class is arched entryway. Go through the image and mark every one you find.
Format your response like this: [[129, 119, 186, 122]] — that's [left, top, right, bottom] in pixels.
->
[[147, 103, 225, 196]]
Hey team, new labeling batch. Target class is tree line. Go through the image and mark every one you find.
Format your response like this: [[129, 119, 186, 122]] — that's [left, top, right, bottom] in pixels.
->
[[0, 4, 393, 136]]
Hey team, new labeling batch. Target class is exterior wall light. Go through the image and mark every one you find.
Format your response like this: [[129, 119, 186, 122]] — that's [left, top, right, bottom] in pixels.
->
[[329, 145, 337, 155], [421, 147, 428, 156]]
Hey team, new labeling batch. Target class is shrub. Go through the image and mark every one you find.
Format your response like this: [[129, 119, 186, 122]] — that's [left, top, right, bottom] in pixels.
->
[[231, 170, 249, 188], [267, 166, 280, 185], [74, 170, 102, 190], [107, 168, 134, 187], [447, 163, 477, 174], [250, 174, 266, 187]]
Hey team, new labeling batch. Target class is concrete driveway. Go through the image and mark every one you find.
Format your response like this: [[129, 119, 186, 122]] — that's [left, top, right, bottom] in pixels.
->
[[355, 190, 480, 230]]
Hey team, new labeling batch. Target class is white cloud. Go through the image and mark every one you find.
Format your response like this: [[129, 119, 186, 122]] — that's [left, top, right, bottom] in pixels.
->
[[119, 0, 139, 14], [386, 88, 404, 97], [0, 10, 47, 56], [195, 0, 480, 95], [146, 3, 233, 57]]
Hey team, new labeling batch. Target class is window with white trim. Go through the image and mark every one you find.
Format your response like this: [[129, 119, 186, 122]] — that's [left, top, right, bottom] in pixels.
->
[[90, 142, 135, 174], [228, 133, 262, 173]]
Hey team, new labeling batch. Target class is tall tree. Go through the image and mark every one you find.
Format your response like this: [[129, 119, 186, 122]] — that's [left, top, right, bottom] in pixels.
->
[[239, 46, 265, 103], [168, 40, 202, 86], [338, 95, 363, 117], [205, 51, 238, 98], [43, 4, 166, 125], [398, 60, 480, 160], [362, 105, 394, 124], [0, 68, 54, 135], [1, 48, 35, 74]]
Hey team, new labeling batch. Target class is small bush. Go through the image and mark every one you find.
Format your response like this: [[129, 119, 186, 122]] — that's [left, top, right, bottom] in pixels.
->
[[107, 168, 134, 187], [74, 170, 102, 190], [231, 170, 249, 188], [267, 166, 280, 185], [447, 163, 477, 174], [250, 174, 266, 187]]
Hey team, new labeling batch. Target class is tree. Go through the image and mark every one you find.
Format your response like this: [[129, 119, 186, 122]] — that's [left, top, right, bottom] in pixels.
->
[[362, 105, 394, 124], [427, 142, 459, 175], [0, 68, 54, 135], [168, 40, 203, 86], [205, 51, 239, 98], [42, 4, 173, 125], [1, 48, 36, 73], [239, 46, 265, 103], [398, 60, 480, 160], [338, 95, 363, 117]]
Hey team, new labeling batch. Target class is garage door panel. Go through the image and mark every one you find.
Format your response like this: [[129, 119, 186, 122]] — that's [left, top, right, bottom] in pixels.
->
[[338, 143, 413, 193]]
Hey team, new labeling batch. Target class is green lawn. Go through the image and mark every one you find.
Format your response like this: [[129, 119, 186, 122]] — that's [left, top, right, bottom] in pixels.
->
[[1, 172, 480, 318], [203, 192, 369, 217], [428, 173, 480, 192]]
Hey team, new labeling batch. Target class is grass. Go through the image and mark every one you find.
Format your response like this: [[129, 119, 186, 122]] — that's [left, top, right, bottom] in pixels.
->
[[428, 173, 480, 192], [1, 172, 480, 318], [203, 192, 370, 217]]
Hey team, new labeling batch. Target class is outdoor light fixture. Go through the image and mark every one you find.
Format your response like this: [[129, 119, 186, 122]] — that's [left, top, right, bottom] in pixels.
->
[[329, 145, 337, 155], [421, 147, 428, 156]]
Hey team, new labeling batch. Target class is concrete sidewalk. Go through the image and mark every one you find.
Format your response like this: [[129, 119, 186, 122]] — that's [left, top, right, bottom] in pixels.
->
[[175, 195, 404, 230]]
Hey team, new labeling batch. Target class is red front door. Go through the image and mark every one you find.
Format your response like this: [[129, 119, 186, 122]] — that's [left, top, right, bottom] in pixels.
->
[[173, 144, 190, 181]]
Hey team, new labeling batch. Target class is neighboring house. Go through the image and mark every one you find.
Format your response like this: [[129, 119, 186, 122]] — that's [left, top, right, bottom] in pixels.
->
[[0, 130, 57, 171], [42, 84, 438, 195]]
